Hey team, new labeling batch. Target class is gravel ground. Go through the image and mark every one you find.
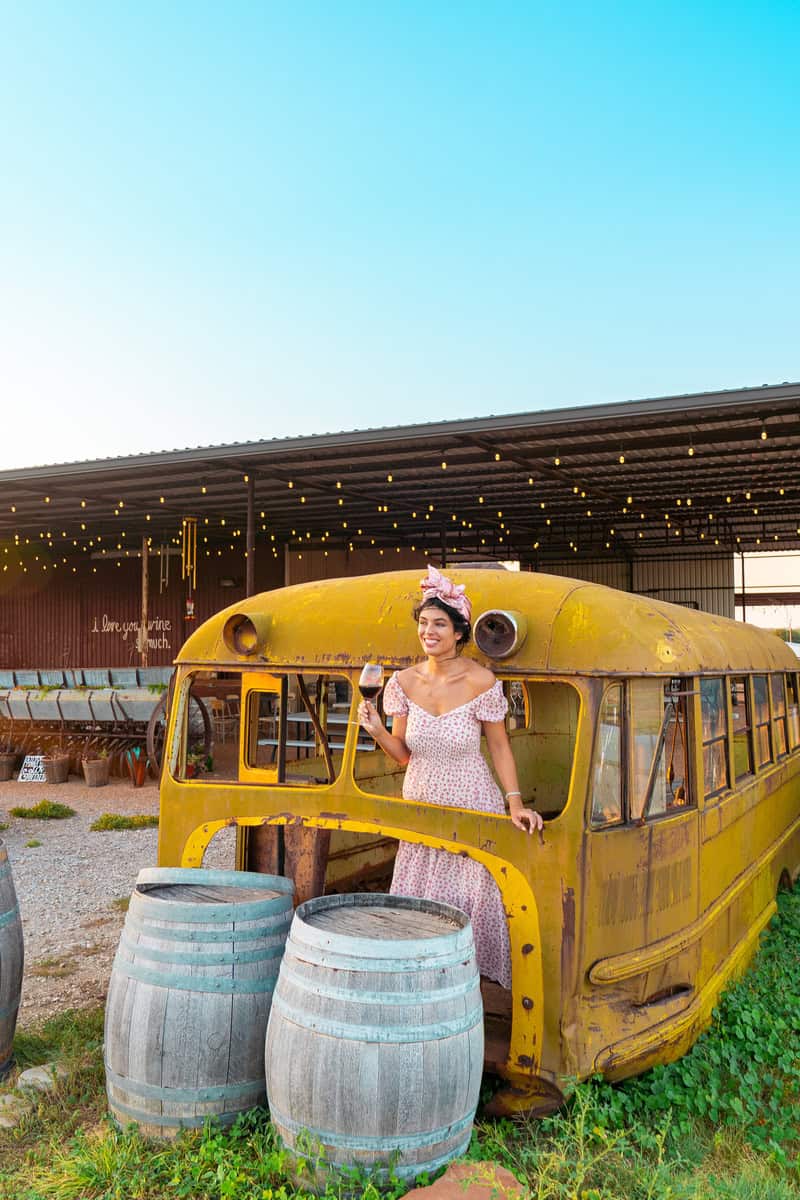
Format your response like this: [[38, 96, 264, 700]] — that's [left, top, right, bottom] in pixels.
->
[[0, 772, 235, 1028]]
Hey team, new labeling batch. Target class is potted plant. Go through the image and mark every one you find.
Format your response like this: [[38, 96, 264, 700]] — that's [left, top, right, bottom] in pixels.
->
[[82, 746, 110, 788], [0, 742, 17, 782], [43, 745, 70, 784], [185, 746, 213, 779]]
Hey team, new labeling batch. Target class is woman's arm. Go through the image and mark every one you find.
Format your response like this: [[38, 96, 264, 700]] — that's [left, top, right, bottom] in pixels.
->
[[483, 720, 543, 835], [358, 701, 410, 766]]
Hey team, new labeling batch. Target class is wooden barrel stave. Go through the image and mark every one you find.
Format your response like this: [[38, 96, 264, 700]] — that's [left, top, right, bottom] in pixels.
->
[[105, 868, 293, 1136], [0, 841, 25, 1078], [265, 893, 483, 1182]]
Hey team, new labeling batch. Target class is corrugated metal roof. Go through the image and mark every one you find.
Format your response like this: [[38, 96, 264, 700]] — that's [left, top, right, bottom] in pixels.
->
[[1, 381, 799, 571]]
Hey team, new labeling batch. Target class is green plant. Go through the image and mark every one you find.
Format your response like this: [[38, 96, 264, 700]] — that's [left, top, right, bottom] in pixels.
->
[[29, 956, 78, 978], [9, 800, 76, 819], [25, 838, 42, 848], [571, 885, 800, 1166], [0, 821, 9, 831], [111, 896, 130, 912], [90, 812, 159, 832]]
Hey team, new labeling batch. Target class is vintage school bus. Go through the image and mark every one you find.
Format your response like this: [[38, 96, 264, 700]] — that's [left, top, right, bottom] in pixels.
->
[[158, 569, 800, 1115]]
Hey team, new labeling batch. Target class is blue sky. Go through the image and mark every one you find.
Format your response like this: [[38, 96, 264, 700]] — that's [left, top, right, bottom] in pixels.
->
[[1, 1, 799, 468]]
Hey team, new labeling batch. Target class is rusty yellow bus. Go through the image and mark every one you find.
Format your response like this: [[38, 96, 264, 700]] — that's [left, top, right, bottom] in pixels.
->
[[157, 569, 800, 1115]]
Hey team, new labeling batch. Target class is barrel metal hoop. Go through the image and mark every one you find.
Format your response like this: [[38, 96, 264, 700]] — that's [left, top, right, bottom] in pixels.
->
[[291, 921, 474, 963], [136, 866, 294, 892], [270, 1103, 474, 1153], [277, 962, 480, 1006], [110, 957, 279, 994], [105, 1063, 265, 1104], [0, 906, 20, 931], [270, 992, 483, 1042], [287, 939, 475, 974], [118, 933, 285, 967], [132, 894, 293, 924], [124, 912, 291, 943], [108, 1096, 244, 1129]]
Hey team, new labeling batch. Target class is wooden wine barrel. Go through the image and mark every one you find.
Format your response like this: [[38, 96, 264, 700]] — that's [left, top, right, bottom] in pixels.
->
[[0, 839, 24, 1079], [265, 894, 483, 1185], [104, 867, 293, 1137]]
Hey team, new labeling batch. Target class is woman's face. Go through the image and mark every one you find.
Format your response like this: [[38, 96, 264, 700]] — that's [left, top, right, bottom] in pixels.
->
[[417, 605, 460, 658]]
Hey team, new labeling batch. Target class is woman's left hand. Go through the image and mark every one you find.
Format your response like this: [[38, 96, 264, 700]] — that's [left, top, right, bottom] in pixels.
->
[[510, 805, 544, 836]]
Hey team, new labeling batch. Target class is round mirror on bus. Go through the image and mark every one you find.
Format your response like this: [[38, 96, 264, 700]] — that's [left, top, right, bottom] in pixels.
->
[[222, 613, 262, 657], [473, 609, 527, 659]]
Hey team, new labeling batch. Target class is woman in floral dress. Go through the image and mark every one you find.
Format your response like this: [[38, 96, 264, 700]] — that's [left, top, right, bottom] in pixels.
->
[[358, 566, 542, 989]]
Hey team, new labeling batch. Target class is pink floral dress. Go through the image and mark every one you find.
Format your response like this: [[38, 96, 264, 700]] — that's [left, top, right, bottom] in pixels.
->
[[383, 670, 512, 989]]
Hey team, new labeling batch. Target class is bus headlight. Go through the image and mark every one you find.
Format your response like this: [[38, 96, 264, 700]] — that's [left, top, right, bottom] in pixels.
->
[[473, 609, 528, 659], [222, 613, 269, 657]]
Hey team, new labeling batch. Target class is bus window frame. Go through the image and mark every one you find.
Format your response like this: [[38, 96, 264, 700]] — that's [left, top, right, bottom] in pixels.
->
[[589, 681, 626, 829], [752, 674, 773, 769], [639, 678, 696, 823], [770, 673, 788, 760], [730, 675, 754, 782], [787, 672, 800, 751], [699, 676, 730, 801]]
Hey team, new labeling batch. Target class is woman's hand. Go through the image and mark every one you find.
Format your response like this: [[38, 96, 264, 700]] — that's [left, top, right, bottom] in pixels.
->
[[509, 802, 544, 837], [358, 700, 384, 738]]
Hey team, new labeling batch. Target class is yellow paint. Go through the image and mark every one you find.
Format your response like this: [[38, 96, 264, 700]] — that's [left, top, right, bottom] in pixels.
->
[[159, 569, 800, 1112]]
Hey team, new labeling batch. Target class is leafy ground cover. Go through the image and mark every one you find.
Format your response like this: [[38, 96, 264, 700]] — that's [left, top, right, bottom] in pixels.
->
[[89, 813, 159, 831], [7, 800, 76, 820], [0, 886, 798, 1200]]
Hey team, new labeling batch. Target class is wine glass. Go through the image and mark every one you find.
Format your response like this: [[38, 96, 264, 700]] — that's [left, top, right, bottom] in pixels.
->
[[358, 662, 384, 701]]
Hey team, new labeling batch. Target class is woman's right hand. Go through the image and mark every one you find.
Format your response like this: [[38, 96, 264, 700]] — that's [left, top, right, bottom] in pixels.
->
[[358, 700, 384, 738]]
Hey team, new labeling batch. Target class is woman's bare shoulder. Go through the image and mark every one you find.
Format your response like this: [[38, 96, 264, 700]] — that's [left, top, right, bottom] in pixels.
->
[[464, 661, 497, 692]]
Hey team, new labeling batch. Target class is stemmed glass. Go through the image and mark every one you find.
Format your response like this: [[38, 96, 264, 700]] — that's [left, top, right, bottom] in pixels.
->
[[358, 662, 384, 701], [352, 662, 384, 729]]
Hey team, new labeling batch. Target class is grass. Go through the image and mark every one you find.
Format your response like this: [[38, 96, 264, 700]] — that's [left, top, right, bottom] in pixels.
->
[[89, 813, 159, 832], [110, 897, 130, 913], [8, 801, 76, 820], [0, 821, 9, 832], [0, 885, 798, 1200], [28, 958, 78, 979], [25, 839, 42, 849]]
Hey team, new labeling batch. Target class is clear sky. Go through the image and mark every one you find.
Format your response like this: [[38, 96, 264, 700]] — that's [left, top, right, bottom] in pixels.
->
[[1, 1, 799, 469]]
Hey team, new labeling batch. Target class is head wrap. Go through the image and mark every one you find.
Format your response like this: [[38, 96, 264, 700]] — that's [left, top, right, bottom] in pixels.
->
[[419, 564, 472, 623]]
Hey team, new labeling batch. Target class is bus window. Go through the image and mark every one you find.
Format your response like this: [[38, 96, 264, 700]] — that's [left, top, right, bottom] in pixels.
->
[[503, 680, 529, 731], [752, 676, 772, 768], [700, 677, 729, 798], [630, 679, 662, 820], [731, 677, 754, 779], [512, 681, 578, 819], [590, 685, 623, 826], [787, 673, 800, 750], [770, 674, 788, 759], [243, 672, 363, 785], [636, 678, 693, 820]]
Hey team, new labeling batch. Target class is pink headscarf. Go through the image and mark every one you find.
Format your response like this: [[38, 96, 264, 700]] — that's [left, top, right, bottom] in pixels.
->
[[419, 564, 472, 623]]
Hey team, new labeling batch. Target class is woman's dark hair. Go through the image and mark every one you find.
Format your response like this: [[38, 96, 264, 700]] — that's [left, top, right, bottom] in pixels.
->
[[412, 596, 472, 650]]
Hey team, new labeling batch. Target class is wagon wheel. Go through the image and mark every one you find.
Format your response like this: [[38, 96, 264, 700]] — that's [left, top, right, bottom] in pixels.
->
[[146, 692, 212, 775]]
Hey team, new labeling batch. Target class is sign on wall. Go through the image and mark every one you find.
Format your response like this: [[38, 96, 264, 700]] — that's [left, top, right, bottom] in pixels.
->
[[90, 614, 172, 651]]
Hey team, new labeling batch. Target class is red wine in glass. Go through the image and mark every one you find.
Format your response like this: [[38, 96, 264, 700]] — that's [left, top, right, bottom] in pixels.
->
[[358, 663, 384, 701]]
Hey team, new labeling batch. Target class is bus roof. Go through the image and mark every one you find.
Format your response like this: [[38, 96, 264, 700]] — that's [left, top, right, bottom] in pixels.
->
[[177, 569, 797, 677]]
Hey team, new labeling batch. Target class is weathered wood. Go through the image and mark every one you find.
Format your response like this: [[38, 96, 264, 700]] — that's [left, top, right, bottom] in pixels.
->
[[265, 893, 484, 1185], [104, 867, 293, 1138], [0, 840, 24, 1078]]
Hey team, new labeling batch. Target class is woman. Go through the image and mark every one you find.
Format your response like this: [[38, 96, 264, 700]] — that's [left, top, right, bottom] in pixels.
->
[[358, 565, 542, 989]]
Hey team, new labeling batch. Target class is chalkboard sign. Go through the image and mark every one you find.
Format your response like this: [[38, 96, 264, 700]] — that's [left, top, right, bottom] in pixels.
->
[[18, 755, 46, 782]]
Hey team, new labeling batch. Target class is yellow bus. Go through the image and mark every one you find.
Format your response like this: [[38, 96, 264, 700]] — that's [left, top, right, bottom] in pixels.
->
[[157, 569, 800, 1116]]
